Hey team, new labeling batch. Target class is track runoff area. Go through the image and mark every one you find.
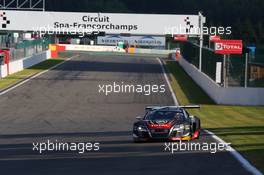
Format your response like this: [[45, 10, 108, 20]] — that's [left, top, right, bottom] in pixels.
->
[[0, 51, 260, 175]]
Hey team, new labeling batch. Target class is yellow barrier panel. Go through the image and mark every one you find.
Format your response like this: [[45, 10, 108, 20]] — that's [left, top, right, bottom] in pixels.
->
[[49, 44, 57, 51], [128, 47, 135, 54]]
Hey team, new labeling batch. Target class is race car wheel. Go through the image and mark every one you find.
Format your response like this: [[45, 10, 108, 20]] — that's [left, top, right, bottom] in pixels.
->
[[133, 137, 143, 143]]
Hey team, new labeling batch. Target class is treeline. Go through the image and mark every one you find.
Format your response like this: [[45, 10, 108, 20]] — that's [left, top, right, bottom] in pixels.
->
[[46, 0, 264, 45]]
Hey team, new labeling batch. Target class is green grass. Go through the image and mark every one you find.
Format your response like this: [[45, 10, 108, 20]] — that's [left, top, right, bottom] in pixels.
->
[[166, 61, 264, 173], [0, 58, 64, 90]]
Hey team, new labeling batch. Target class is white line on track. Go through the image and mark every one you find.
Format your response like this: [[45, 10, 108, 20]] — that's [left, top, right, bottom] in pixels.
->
[[157, 58, 179, 105], [205, 129, 263, 175], [0, 55, 79, 96], [157, 57, 262, 175]]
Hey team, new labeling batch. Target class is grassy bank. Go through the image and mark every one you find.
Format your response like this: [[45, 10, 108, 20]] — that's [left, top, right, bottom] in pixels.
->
[[166, 61, 264, 173], [0, 58, 64, 91]]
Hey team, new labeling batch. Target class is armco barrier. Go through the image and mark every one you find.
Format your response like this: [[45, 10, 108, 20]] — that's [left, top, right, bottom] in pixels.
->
[[0, 50, 51, 78], [133, 48, 174, 55], [178, 57, 264, 106], [58, 44, 174, 55]]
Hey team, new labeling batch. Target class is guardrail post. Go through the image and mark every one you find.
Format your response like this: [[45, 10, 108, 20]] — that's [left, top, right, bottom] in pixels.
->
[[223, 54, 227, 88], [24, 47, 26, 57], [245, 53, 249, 88], [227, 54, 230, 87], [198, 12, 204, 71]]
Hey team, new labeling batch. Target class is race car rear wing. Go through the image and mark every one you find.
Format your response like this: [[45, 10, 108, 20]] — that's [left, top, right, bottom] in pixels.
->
[[145, 105, 200, 111], [179, 105, 200, 109]]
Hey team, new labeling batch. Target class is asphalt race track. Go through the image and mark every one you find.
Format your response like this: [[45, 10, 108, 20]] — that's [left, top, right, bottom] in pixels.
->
[[0, 52, 252, 175]]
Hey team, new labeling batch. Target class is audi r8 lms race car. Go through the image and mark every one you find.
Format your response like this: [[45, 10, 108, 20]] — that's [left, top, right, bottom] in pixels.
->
[[133, 105, 201, 142]]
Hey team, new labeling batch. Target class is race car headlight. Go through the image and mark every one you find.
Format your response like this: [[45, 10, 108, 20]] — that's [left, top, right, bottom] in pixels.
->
[[136, 126, 147, 132], [172, 124, 185, 131]]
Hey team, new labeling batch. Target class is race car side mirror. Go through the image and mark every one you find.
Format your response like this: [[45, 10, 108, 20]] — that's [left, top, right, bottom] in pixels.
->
[[136, 116, 143, 120]]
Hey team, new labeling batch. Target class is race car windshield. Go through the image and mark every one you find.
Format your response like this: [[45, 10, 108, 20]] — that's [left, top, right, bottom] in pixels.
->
[[145, 111, 184, 121]]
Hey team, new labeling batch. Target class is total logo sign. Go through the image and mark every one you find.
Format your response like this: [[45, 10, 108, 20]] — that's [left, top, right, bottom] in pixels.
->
[[214, 40, 243, 55]]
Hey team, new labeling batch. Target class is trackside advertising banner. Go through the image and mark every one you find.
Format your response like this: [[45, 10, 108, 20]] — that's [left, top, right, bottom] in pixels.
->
[[97, 35, 166, 47], [214, 40, 243, 54], [0, 10, 202, 35]]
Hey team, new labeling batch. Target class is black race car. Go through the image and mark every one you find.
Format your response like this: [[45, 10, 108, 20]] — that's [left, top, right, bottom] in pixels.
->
[[133, 105, 201, 142]]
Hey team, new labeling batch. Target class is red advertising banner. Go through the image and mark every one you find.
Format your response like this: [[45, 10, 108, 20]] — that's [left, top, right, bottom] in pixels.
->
[[174, 34, 188, 41], [209, 35, 221, 42], [214, 40, 243, 54]]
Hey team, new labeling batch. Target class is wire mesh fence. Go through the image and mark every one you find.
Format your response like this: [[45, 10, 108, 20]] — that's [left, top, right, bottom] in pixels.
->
[[9, 39, 51, 61], [248, 47, 264, 87], [180, 41, 264, 88], [0, 33, 51, 60]]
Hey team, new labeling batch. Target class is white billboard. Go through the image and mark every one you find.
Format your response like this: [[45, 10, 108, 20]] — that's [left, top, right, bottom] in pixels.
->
[[97, 35, 165, 47], [216, 62, 222, 83], [0, 10, 204, 35]]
